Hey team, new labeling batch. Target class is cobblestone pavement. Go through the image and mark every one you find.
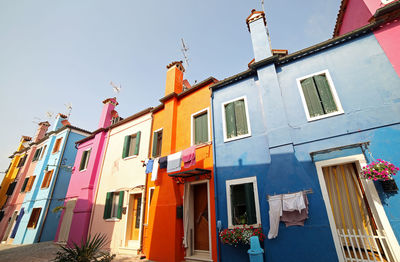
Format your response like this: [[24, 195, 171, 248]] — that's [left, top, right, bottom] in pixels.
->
[[0, 242, 146, 262]]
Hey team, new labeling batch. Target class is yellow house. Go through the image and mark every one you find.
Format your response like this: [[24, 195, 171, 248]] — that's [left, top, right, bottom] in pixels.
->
[[0, 136, 31, 210]]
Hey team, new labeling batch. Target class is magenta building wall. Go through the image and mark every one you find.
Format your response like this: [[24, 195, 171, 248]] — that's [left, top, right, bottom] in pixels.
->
[[54, 98, 117, 245]]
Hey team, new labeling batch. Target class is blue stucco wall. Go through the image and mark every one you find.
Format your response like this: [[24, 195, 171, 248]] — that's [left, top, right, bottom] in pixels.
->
[[211, 32, 400, 261], [13, 129, 86, 244]]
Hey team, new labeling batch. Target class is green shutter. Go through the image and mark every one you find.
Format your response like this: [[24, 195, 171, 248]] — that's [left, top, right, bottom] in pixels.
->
[[225, 102, 237, 138], [301, 78, 324, 118], [152, 132, 158, 157], [122, 135, 131, 158], [103, 192, 112, 219], [244, 183, 257, 225], [117, 191, 124, 219], [314, 75, 337, 114], [195, 113, 208, 144], [134, 131, 141, 155], [234, 100, 248, 136]]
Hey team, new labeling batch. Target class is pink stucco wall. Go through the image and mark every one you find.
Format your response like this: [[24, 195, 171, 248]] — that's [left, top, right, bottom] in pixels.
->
[[55, 98, 116, 245], [338, 0, 373, 35]]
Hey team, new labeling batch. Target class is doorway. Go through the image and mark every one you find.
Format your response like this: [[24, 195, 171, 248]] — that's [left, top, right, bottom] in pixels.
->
[[57, 199, 77, 243], [2, 211, 18, 242], [126, 193, 142, 248]]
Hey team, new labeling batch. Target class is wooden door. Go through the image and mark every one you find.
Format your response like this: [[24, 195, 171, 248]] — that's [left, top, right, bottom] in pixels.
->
[[129, 194, 142, 241], [2, 211, 18, 241], [57, 199, 77, 243], [193, 183, 209, 251]]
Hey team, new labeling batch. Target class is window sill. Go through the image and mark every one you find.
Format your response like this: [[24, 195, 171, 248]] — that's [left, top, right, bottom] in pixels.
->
[[123, 155, 138, 161], [193, 141, 212, 148], [228, 223, 261, 229], [105, 218, 121, 222], [307, 111, 344, 122], [79, 168, 87, 172], [223, 133, 251, 143]]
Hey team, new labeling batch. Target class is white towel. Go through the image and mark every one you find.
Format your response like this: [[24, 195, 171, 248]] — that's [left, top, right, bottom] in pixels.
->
[[268, 195, 282, 239], [151, 158, 159, 181], [167, 151, 182, 173], [282, 192, 306, 213]]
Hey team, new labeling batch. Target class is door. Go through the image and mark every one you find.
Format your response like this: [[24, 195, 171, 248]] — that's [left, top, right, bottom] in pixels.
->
[[193, 183, 209, 252], [2, 211, 18, 242], [57, 199, 77, 243], [322, 163, 396, 262], [128, 194, 142, 241]]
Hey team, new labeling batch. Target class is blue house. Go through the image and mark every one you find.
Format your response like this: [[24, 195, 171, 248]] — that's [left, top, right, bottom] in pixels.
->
[[211, 9, 400, 262], [12, 114, 90, 244]]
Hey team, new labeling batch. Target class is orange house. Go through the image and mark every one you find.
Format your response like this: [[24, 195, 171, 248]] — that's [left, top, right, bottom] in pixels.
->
[[142, 61, 218, 262]]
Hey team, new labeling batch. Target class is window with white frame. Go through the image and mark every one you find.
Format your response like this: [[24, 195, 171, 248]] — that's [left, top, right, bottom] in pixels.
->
[[79, 148, 91, 171], [103, 191, 124, 220], [122, 132, 141, 159], [222, 97, 251, 142], [297, 70, 343, 121], [226, 177, 260, 227], [192, 108, 210, 145], [152, 129, 163, 158], [147, 187, 155, 223]]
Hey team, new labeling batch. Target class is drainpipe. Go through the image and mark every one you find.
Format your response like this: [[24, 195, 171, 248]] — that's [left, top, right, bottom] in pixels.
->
[[37, 129, 71, 242], [210, 93, 222, 262]]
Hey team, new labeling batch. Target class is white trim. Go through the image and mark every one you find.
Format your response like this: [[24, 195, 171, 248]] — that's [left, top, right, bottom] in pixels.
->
[[315, 154, 400, 262], [221, 96, 252, 143], [190, 107, 211, 146], [152, 128, 163, 157], [79, 148, 91, 172], [225, 176, 261, 228], [123, 191, 145, 248], [147, 187, 155, 224], [296, 69, 344, 122]]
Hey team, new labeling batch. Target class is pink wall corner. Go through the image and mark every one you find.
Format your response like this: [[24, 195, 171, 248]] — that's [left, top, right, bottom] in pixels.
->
[[374, 19, 400, 77], [98, 98, 118, 129], [339, 0, 373, 35]]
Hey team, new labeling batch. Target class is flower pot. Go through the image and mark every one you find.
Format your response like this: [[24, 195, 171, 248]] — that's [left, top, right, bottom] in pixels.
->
[[380, 179, 398, 192]]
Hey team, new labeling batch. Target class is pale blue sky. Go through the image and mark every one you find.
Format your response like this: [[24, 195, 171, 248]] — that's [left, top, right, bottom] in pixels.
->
[[0, 0, 341, 174]]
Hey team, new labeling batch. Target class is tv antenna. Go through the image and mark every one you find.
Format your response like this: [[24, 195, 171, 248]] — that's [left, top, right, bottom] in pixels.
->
[[110, 81, 122, 95], [181, 38, 189, 68], [64, 103, 72, 119], [46, 111, 54, 120], [32, 116, 42, 124]]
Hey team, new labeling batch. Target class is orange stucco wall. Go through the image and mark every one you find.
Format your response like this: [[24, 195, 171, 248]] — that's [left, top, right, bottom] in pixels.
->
[[142, 69, 217, 262]]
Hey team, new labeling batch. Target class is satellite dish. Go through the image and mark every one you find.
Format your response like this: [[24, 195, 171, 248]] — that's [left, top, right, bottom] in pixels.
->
[[110, 81, 122, 94]]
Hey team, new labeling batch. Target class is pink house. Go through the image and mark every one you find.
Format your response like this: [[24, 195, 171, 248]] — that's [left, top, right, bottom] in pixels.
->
[[333, 0, 400, 76], [55, 98, 118, 245]]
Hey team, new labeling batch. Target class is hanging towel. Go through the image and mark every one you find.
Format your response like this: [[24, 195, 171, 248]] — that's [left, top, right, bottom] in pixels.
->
[[145, 159, 154, 174], [151, 158, 159, 181], [268, 195, 282, 239], [282, 192, 306, 213], [159, 156, 167, 169], [182, 146, 196, 168], [281, 194, 309, 227], [167, 151, 182, 173]]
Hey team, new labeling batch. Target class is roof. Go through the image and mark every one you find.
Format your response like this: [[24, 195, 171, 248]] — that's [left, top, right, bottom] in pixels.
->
[[332, 0, 349, 37]]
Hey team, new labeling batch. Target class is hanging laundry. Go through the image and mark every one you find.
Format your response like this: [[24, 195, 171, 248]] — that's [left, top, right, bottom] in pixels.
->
[[182, 146, 196, 168], [267, 195, 282, 239], [281, 194, 309, 227], [159, 156, 168, 169], [151, 158, 159, 181], [282, 192, 306, 213], [167, 151, 182, 173], [145, 159, 154, 174]]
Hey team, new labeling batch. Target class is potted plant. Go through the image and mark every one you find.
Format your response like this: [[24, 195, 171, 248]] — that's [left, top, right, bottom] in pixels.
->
[[219, 226, 266, 247], [361, 159, 399, 192]]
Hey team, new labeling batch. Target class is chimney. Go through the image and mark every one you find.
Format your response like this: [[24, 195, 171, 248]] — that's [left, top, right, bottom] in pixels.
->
[[246, 9, 272, 62], [165, 61, 185, 96], [99, 97, 118, 129], [52, 113, 68, 131], [33, 121, 50, 142]]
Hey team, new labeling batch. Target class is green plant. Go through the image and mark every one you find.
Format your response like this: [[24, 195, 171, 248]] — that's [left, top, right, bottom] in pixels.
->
[[52, 206, 65, 213], [219, 226, 265, 246], [53, 233, 116, 262], [361, 159, 399, 181]]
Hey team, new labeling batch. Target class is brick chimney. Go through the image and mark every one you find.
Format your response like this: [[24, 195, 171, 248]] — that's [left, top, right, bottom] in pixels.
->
[[33, 121, 50, 143], [165, 61, 185, 96], [246, 9, 272, 62], [99, 97, 118, 129], [52, 113, 68, 131]]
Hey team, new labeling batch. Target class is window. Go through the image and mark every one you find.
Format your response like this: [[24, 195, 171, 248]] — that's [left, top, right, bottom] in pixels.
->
[[25, 176, 36, 192], [79, 149, 91, 171], [152, 129, 163, 158], [147, 187, 155, 223], [222, 97, 251, 142], [41, 170, 54, 189], [27, 208, 42, 228], [17, 155, 27, 167], [6, 182, 17, 196], [103, 191, 124, 220], [192, 109, 210, 145], [135, 196, 142, 229], [39, 145, 47, 160], [297, 70, 343, 121], [226, 177, 260, 227], [32, 148, 42, 162], [52, 138, 63, 153], [122, 132, 141, 159], [21, 177, 29, 192]]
